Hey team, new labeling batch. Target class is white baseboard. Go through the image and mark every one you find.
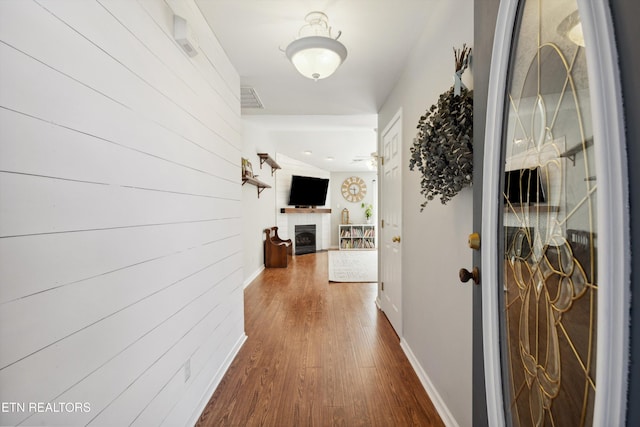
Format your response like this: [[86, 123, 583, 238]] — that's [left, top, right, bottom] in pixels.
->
[[243, 265, 264, 289], [186, 333, 247, 426], [400, 338, 459, 427]]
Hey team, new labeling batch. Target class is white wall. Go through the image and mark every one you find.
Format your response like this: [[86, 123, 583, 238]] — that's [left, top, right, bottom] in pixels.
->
[[241, 122, 277, 286], [0, 1, 244, 425], [377, 0, 474, 426], [329, 172, 378, 248], [275, 154, 331, 252]]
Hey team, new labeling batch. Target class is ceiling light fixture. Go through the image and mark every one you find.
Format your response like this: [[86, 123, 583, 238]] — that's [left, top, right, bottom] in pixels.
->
[[558, 10, 585, 47], [285, 11, 347, 81]]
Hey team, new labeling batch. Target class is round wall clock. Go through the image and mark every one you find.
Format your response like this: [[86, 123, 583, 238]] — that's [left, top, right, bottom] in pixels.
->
[[341, 176, 367, 202]]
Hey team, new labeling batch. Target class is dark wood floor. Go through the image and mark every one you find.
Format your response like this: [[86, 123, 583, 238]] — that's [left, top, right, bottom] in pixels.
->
[[196, 251, 444, 426]]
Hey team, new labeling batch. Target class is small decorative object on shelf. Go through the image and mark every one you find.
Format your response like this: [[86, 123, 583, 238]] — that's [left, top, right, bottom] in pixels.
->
[[409, 44, 473, 210], [241, 157, 270, 198], [241, 157, 254, 178], [339, 224, 376, 250], [341, 208, 350, 224], [361, 203, 373, 223]]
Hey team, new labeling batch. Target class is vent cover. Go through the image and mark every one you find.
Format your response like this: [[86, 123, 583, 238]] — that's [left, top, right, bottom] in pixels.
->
[[241, 87, 264, 109], [173, 15, 198, 57]]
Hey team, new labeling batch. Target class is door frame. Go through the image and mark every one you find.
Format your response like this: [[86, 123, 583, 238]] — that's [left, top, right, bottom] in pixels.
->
[[481, 0, 630, 425]]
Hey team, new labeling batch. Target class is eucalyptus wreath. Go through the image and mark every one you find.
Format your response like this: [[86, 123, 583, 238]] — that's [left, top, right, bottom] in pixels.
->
[[409, 45, 473, 210]]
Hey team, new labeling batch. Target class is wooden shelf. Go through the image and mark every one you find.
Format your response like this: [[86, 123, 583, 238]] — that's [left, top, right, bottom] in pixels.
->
[[257, 153, 281, 176], [280, 208, 331, 214], [560, 138, 593, 166], [242, 175, 271, 198], [505, 204, 560, 214]]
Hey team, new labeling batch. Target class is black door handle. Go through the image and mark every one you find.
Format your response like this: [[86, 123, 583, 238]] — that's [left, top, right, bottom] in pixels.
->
[[459, 267, 480, 285]]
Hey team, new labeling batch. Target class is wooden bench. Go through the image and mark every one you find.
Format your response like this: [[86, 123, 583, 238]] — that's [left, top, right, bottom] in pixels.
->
[[264, 227, 292, 268], [269, 226, 292, 255]]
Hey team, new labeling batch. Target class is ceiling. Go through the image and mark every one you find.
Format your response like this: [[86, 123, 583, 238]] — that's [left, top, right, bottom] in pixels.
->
[[194, 0, 435, 172]]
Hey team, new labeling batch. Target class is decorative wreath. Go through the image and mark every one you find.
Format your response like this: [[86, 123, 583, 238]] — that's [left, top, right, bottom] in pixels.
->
[[409, 45, 473, 209]]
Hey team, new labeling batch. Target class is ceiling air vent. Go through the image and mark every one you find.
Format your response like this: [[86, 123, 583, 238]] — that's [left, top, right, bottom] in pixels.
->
[[241, 87, 264, 109]]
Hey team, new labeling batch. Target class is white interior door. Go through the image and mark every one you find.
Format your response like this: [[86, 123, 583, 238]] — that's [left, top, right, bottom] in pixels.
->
[[379, 110, 402, 336]]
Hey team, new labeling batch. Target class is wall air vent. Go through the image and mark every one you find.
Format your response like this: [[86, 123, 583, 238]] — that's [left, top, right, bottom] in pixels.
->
[[173, 15, 198, 57], [241, 87, 264, 109]]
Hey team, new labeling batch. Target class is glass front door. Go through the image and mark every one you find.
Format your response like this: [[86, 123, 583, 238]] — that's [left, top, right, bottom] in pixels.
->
[[499, 0, 597, 425]]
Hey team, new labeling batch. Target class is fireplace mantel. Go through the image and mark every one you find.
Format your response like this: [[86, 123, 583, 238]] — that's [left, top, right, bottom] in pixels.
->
[[280, 208, 331, 214], [278, 210, 330, 252]]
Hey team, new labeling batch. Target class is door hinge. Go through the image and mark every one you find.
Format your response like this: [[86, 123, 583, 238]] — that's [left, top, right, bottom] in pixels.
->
[[381, 281, 384, 291], [381, 219, 384, 228], [381, 156, 385, 166]]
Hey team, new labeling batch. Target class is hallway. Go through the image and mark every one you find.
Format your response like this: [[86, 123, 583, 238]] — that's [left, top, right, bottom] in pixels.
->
[[196, 252, 444, 426]]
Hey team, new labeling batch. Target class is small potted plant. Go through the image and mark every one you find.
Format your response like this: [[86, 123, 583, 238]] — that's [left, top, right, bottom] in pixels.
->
[[361, 202, 373, 223]]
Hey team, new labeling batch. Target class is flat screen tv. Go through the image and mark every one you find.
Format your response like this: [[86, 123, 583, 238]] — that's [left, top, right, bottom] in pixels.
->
[[288, 175, 329, 207], [504, 167, 546, 205]]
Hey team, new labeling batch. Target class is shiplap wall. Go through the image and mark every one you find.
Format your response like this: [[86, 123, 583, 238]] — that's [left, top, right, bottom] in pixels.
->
[[275, 154, 331, 250], [0, 1, 245, 425]]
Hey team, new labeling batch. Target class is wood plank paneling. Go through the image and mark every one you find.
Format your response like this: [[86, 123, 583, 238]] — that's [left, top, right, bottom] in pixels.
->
[[0, 173, 240, 236], [2, 0, 241, 147], [0, 0, 244, 425], [0, 109, 239, 197], [0, 219, 241, 303], [0, 43, 240, 170], [0, 240, 242, 368]]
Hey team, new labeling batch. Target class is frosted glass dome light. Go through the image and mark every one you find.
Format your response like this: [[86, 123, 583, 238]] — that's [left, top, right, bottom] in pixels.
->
[[285, 12, 347, 81]]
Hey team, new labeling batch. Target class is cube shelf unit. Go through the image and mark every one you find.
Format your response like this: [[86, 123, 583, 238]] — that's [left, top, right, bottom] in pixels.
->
[[339, 224, 376, 250]]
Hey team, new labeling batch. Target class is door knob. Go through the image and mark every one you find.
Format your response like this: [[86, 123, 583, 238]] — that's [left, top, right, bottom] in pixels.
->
[[392, 236, 401, 243], [459, 267, 480, 285]]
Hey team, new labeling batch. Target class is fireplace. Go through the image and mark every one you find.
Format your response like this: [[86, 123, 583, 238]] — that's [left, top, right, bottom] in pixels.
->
[[294, 224, 316, 255]]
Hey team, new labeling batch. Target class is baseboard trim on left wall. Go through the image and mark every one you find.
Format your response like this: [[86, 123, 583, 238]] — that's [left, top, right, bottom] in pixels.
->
[[243, 265, 265, 289], [187, 333, 247, 426], [400, 338, 459, 427], [188, 266, 261, 423]]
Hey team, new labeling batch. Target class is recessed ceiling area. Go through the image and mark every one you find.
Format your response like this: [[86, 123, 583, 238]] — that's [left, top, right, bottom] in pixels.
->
[[244, 115, 378, 172], [194, 0, 434, 171]]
